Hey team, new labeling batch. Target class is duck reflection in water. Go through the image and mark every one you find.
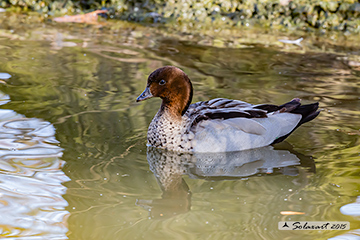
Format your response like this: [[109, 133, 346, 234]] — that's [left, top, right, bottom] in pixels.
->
[[136, 143, 315, 219]]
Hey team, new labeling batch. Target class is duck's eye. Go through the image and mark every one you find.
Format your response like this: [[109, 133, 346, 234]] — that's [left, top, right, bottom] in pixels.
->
[[159, 79, 166, 85]]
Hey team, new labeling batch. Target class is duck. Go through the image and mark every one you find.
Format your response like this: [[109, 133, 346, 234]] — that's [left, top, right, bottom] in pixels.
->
[[136, 66, 320, 153]]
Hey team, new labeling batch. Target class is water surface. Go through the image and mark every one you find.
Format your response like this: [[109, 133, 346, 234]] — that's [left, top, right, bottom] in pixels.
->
[[0, 22, 359, 240]]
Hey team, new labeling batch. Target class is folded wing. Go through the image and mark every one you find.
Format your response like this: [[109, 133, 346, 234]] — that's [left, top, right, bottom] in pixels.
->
[[186, 98, 319, 152]]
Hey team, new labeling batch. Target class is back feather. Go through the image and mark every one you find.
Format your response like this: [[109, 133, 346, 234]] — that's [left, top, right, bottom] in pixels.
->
[[187, 98, 320, 148]]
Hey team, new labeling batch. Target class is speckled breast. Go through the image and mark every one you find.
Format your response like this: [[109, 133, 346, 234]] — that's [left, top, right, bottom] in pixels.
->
[[147, 112, 194, 152]]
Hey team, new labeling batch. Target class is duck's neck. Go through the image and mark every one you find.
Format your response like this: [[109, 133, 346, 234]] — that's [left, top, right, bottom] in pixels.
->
[[160, 77, 193, 118]]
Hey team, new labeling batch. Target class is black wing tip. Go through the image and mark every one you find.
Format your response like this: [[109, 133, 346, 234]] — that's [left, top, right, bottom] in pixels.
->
[[271, 100, 320, 145], [292, 102, 320, 122], [301, 109, 320, 125]]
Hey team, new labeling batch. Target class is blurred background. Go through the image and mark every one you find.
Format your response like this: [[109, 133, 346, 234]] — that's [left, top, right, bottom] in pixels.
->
[[0, 1, 359, 239]]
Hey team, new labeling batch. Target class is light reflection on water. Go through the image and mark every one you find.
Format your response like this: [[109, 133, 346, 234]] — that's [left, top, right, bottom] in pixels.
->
[[137, 145, 314, 219], [0, 24, 359, 240], [0, 92, 69, 239]]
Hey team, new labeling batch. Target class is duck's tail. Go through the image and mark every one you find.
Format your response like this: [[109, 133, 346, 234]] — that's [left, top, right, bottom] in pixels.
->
[[271, 98, 320, 144]]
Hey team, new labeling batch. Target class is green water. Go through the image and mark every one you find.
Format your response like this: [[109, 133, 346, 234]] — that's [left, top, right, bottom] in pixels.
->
[[0, 21, 359, 240]]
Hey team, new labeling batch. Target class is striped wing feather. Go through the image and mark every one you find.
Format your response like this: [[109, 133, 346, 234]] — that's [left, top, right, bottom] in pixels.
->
[[185, 98, 318, 152]]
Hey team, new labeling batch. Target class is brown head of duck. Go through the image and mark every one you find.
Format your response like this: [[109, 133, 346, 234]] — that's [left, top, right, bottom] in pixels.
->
[[136, 66, 193, 118]]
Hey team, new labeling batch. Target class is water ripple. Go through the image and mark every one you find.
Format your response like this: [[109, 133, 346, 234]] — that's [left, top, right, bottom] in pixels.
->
[[0, 96, 69, 239]]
